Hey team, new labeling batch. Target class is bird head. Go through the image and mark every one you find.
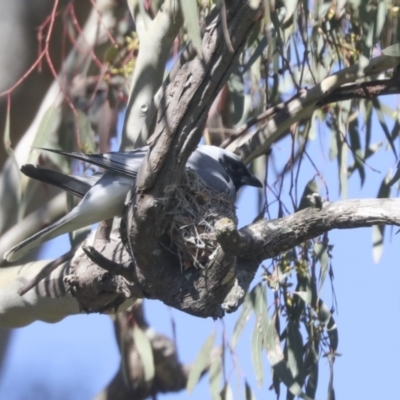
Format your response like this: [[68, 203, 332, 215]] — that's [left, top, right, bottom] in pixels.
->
[[219, 153, 263, 191]]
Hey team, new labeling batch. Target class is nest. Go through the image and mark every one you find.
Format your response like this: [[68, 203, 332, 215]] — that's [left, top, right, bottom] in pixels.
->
[[165, 170, 238, 270]]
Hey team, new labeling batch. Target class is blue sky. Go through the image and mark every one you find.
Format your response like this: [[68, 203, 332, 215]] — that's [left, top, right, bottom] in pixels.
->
[[0, 99, 399, 399]]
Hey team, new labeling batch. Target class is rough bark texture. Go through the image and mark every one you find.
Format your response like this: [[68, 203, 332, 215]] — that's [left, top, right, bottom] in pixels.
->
[[65, 197, 400, 318], [122, 0, 262, 319]]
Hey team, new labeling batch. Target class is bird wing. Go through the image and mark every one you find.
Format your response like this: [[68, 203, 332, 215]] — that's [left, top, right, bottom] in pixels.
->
[[4, 173, 134, 262], [34, 147, 148, 178], [21, 164, 101, 198]]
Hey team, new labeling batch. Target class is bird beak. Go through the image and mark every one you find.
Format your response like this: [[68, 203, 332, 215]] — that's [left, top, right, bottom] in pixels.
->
[[242, 173, 263, 188]]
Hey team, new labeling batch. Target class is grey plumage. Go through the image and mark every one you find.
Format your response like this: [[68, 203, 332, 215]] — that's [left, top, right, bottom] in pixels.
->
[[5, 146, 262, 262], [21, 164, 101, 198]]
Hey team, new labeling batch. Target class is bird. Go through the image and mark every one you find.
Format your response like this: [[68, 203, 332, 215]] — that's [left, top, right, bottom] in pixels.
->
[[4, 146, 262, 262]]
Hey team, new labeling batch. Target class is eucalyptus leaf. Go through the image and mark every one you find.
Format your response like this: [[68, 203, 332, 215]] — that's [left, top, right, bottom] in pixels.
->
[[132, 324, 155, 383], [382, 43, 400, 57], [180, 0, 202, 53], [187, 331, 215, 393], [245, 380, 257, 400], [251, 322, 264, 387], [231, 290, 254, 348], [209, 354, 222, 400], [372, 174, 391, 263]]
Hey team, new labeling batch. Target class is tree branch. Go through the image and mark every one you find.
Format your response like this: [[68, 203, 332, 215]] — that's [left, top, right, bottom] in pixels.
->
[[122, 0, 262, 318], [239, 198, 400, 260], [121, 0, 183, 149], [229, 55, 400, 163]]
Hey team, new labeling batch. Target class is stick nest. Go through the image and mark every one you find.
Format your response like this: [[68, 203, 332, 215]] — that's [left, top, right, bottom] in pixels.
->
[[165, 170, 237, 270]]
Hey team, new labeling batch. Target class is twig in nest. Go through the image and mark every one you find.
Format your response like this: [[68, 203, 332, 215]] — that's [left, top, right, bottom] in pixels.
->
[[18, 248, 75, 296], [166, 170, 237, 271]]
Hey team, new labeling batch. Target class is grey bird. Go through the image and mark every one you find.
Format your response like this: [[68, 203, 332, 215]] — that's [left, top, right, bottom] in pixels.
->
[[4, 146, 262, 262]]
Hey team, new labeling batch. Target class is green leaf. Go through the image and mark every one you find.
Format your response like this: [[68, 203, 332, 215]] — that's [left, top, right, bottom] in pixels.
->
[[348, 116, 365, 185], [227, 69, 245, 126], [265, 315, 313, 400], [293, 291, 312, 305], [318, 300, 338, 352], [286, 321, 304, 380], [187, 331, 215, 393], [373, 98, 397, 158], [249, 0, 260, 9], [372, 174, 391, 263], [3, 100, 22, 215], [179, 0, 202, 53], [209, 353, 222, 400], [329, 128, 338, 161], [243, 36, 268, 73], [31, 104, 60, 153], [283, 0, 298, 23], [314, 239, 330, 294], [305, 352, 318, 398], [245, 380, 257, 400], [249, 284, 269, 387], [76, 110, 95, 153], [250, 283, 269, 333], [339, 137, 348, 199], [251, 322, 264, 387], [382, 43, 400, 57], [220, 383, 233, 400], [231, 290, 254, 348], [132, 324, 155, 383]]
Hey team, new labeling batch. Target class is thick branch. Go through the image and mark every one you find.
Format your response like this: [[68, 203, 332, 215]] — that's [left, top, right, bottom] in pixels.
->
[[318, 78, 400, 105], [238, 198, 400, 260], [229, 55, 400, 163], [121, 0, 183, 149]]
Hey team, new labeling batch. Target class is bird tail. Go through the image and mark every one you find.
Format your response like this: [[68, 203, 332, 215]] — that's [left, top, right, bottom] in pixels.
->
[[21, 165, 100, 198], [4, 214, 80, 262]]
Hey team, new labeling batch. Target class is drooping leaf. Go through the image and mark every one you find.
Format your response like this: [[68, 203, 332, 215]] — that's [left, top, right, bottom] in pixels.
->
[[249, 283, 269, 387], [180, 0, 202, 53], [265, 314, 312, 400], [348, 115, 365, 185], [305, 340, 319, 398], [76, 110, 95, 153], [226, 69, 245, 126], [245, 380, 257, 400], [314, 238, 330, 294], [318, 300, 338, 352], [187, 331, 215, 393], [373, 98, 397, 159], [251, 321, 264, 387], [286, 321, 304, 382], [339, 136, 348, 199], [30, 104, 60, 157], [3, 100, 22, 217], [293, 290, 312, 305], [132, 324, 155, 383], [282, 0, 298, 23], [220, 382, 234, 400], [382, 43, 400, 57], [209, 353, 222, 400], [231, 290, 254, 348], [372, 174, 391, 263]]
